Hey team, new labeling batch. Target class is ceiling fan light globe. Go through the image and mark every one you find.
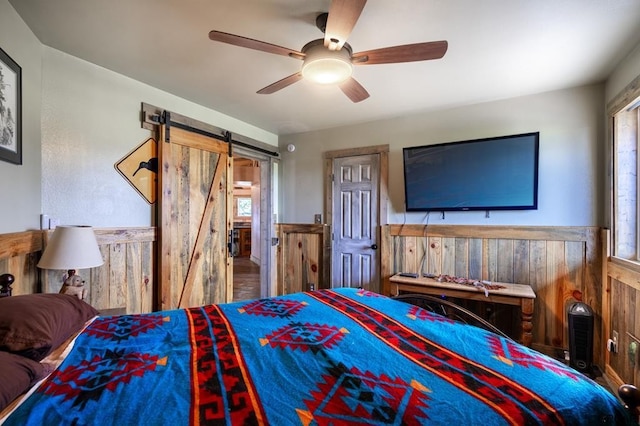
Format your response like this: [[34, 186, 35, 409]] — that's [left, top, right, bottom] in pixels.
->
[[301, 42, 353, 85], [302, 58, 352, 84]]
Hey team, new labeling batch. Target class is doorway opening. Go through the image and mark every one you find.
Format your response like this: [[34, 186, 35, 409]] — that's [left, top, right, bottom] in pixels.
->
[[231, 150, 279, 302], [232, 157, 261, 301]]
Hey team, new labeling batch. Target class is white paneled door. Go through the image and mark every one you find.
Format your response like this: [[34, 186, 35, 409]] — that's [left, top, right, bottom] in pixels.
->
[[331, 154, 379, 289]]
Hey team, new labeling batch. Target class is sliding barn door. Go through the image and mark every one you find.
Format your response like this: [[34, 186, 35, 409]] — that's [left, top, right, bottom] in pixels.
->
[[158, 124, 232, 310]]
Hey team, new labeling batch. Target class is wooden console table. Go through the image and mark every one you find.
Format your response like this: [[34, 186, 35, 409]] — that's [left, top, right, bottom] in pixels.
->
[[389, 274, 536, 346]]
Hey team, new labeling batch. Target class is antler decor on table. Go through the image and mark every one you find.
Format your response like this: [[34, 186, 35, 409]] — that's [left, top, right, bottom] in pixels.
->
[[430, 274, 506, 297]]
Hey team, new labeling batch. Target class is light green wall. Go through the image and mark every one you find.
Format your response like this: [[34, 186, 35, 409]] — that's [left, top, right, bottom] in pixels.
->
[[605, 41, 640, 104], [0, 0, 42, 233], [280, 85, 605, 226], [1, 0, 278, 231], [40, 47, 277, 228], [278, 36, 640, 228], [3, 0, 639, 231]]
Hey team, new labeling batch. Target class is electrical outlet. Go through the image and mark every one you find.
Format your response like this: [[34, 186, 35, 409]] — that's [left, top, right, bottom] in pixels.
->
[[608, 331, 620, 353], [314, 214, 322, 224]]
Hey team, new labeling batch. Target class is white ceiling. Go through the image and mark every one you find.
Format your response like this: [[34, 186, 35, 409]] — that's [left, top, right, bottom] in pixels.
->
[[10, 0, 640, 135]]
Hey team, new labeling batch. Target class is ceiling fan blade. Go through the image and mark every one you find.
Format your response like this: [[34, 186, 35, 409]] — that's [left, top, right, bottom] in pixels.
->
[[209, 31, 304, 59], [339, 77, 370, 103], [324, 0, 367, 50], [257, 73, 303, 95], [352, 40, 448, 65]]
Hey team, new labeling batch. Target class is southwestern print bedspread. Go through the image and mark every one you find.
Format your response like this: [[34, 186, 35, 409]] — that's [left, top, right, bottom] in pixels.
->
[[4, 288, 631, 425]]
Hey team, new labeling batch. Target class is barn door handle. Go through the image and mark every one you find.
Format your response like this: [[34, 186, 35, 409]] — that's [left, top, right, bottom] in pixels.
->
[[228, 230, 234, 257], [370, 244, 378, 250]]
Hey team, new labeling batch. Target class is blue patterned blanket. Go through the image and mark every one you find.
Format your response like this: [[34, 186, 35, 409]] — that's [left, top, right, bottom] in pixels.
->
[[4, 288, 632, 425]]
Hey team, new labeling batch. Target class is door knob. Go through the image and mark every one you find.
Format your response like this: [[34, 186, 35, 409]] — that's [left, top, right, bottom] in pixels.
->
[[370, 244, 378, 250]]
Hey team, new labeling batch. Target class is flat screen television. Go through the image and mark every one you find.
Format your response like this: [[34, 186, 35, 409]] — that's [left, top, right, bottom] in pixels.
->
[[402, 132, 539, 212]]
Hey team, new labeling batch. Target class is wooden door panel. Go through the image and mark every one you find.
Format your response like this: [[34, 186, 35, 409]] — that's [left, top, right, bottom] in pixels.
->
[[159, 125, 231, 310]]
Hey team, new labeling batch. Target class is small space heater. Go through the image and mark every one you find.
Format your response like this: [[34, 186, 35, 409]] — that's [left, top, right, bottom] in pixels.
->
[[568, 302, 594, 373]]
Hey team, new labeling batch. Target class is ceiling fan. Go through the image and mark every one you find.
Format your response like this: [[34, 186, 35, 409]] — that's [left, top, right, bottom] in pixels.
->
[[208, 0, 448, 103]]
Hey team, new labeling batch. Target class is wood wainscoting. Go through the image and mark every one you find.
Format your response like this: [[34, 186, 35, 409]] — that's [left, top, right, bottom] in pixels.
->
[[0, 231, 42, 295], [270, 223, 607, 365], [380, 225, 604, 364], [3, 224, 321, 313], [41, 227, 157, 314], [603, 229, 640, 388], [4, 224, 636, 385], [0, 228, 156, 315], [275, 224, 331, 295]]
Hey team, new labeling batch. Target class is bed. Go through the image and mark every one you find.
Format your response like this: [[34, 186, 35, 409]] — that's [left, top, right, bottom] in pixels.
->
[[0, 287, 636, 425]]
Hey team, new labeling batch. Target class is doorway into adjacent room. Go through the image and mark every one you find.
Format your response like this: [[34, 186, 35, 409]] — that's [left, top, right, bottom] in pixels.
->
[[231, 151, 279, 302], [232, 157, 260, 301]]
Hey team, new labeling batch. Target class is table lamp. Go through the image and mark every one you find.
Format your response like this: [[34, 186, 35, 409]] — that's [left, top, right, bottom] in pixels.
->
[[37, 225, 104, 286]]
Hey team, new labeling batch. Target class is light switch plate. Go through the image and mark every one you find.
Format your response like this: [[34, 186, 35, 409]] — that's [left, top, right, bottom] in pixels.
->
[[40, 214, 49, 230]]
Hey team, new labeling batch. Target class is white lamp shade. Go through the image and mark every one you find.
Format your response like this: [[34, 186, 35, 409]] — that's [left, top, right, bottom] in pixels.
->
[[37, 226, 104, 270]]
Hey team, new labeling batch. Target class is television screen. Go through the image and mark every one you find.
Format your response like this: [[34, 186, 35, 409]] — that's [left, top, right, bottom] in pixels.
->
[[402, 132, 539, 211]]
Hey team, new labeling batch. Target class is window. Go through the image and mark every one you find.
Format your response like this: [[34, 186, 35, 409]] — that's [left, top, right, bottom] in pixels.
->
[[612, 95, 640, 261], [237, 197, 252, 217]]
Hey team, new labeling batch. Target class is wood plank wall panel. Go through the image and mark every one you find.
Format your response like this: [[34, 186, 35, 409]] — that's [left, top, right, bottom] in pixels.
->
[[276, 224, 330, 295], [9, 224, 635, 384], [40, 227, 156, 314], [382, 225, 603, 363], [0, 231, 42, 295], [605, 258, 640, 387], [611, 280, 635, 381], [0, 228, 156, 314]]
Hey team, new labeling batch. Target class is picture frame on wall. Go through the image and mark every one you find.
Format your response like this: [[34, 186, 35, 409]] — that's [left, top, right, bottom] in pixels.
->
[[0, 46, 21, 165]]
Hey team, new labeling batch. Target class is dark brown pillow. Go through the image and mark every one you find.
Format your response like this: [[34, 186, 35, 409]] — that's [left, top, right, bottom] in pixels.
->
[[0, 293, 98, 361], [0, 351, 48, 411]]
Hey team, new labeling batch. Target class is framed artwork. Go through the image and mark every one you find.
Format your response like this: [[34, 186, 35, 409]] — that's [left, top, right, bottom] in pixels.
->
[[115, 138, 158, 203], [0, 47, 21, 165]]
